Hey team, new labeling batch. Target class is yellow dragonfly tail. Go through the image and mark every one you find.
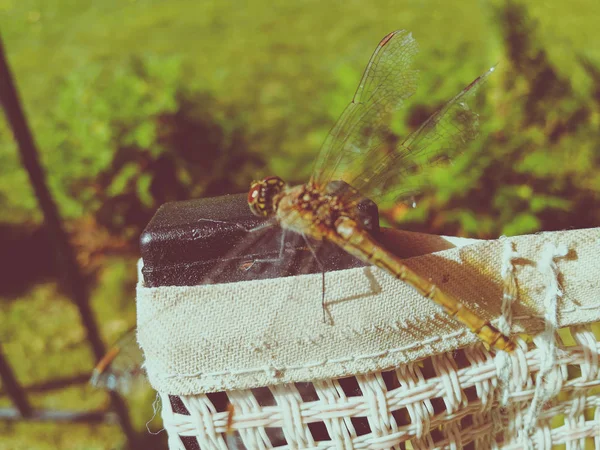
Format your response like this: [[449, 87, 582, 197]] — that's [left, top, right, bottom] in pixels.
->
[[331, 216, 516, 352]]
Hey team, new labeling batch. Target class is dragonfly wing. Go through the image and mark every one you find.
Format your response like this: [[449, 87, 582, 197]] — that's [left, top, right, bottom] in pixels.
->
[[91, 222, 328, 393], [310, 30, 419, 190], [356, 66, 496, 204], [310, 29, 493, 207], [90, 327, 146, 393]]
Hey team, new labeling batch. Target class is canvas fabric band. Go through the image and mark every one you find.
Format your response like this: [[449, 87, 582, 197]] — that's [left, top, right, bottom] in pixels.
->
[[137, 227, 600, 396]]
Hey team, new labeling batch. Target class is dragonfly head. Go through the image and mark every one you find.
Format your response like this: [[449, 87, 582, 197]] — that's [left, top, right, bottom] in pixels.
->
[[248, 176, 285, 217]]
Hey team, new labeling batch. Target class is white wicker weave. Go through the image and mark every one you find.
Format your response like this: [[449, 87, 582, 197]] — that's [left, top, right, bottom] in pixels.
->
[[159, 329, 600, 449], [138, 229, 600, 449]]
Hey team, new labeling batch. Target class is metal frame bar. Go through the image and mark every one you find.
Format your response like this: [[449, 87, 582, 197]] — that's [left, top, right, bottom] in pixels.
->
[[0, 30, 136, 447]]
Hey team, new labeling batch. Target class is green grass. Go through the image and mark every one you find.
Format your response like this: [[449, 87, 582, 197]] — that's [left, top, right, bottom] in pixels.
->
[[1, 0, 598, 228], [0, 258, 154, 449], [0, 0, 599, 448], [0, 0, 500, 223]]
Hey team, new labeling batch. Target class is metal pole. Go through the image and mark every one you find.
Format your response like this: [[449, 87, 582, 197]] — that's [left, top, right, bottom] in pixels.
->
[[0, 32, 136, 447], [0, 345, 32, 418]]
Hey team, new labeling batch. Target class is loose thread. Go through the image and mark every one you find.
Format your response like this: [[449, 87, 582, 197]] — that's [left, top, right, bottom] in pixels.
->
[[146, 391, 165, 435], [496, 238, 519, 407], [524, 243, 568, 435]]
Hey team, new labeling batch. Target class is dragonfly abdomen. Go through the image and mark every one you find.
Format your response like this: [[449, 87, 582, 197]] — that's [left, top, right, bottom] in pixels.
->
[[332, 216, 515, 352]]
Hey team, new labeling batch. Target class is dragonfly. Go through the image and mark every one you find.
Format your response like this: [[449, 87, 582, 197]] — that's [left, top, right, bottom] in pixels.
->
[[92, 29, 514, 393]]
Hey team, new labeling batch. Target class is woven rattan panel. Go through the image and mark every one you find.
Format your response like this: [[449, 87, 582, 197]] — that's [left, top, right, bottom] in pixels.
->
[[159, 329, 600, 449], [137, 227, 600, 448]]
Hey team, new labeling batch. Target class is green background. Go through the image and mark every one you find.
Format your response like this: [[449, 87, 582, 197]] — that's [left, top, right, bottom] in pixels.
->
[[0, 0, 599, 448]]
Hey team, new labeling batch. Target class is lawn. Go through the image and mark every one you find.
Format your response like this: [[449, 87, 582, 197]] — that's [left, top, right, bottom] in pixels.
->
[[0, 0, 599, 448]]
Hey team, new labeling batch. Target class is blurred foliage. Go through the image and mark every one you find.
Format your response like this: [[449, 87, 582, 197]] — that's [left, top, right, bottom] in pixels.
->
[[0, 0, 598, 240], [0, 53, 262, 236], [394, 1, 600, 237], [0, 0, 599, 448]]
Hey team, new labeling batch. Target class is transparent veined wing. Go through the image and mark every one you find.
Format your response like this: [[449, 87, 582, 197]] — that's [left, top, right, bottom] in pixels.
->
[[310, 30, 419, 191], [90, 218, 338, 393], [90, 326, 145, 393], [310, 29, 494, 205], [355, 66, 495, 203]]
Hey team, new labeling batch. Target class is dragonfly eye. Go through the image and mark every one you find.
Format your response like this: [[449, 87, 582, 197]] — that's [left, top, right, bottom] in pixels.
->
[[248, 176, 285, 217]]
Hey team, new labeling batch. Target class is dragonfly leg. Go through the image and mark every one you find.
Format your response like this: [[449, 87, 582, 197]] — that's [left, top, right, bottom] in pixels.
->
[[196, 217, 255, 232], [246, 220, 277, 233], [196, 218, 276, 234], [241, 228, 287, 271], [302, 234, 328, 324]]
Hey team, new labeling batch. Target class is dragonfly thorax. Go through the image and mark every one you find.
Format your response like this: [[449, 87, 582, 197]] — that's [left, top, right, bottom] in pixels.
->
[[276, 183, 347, 237]]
